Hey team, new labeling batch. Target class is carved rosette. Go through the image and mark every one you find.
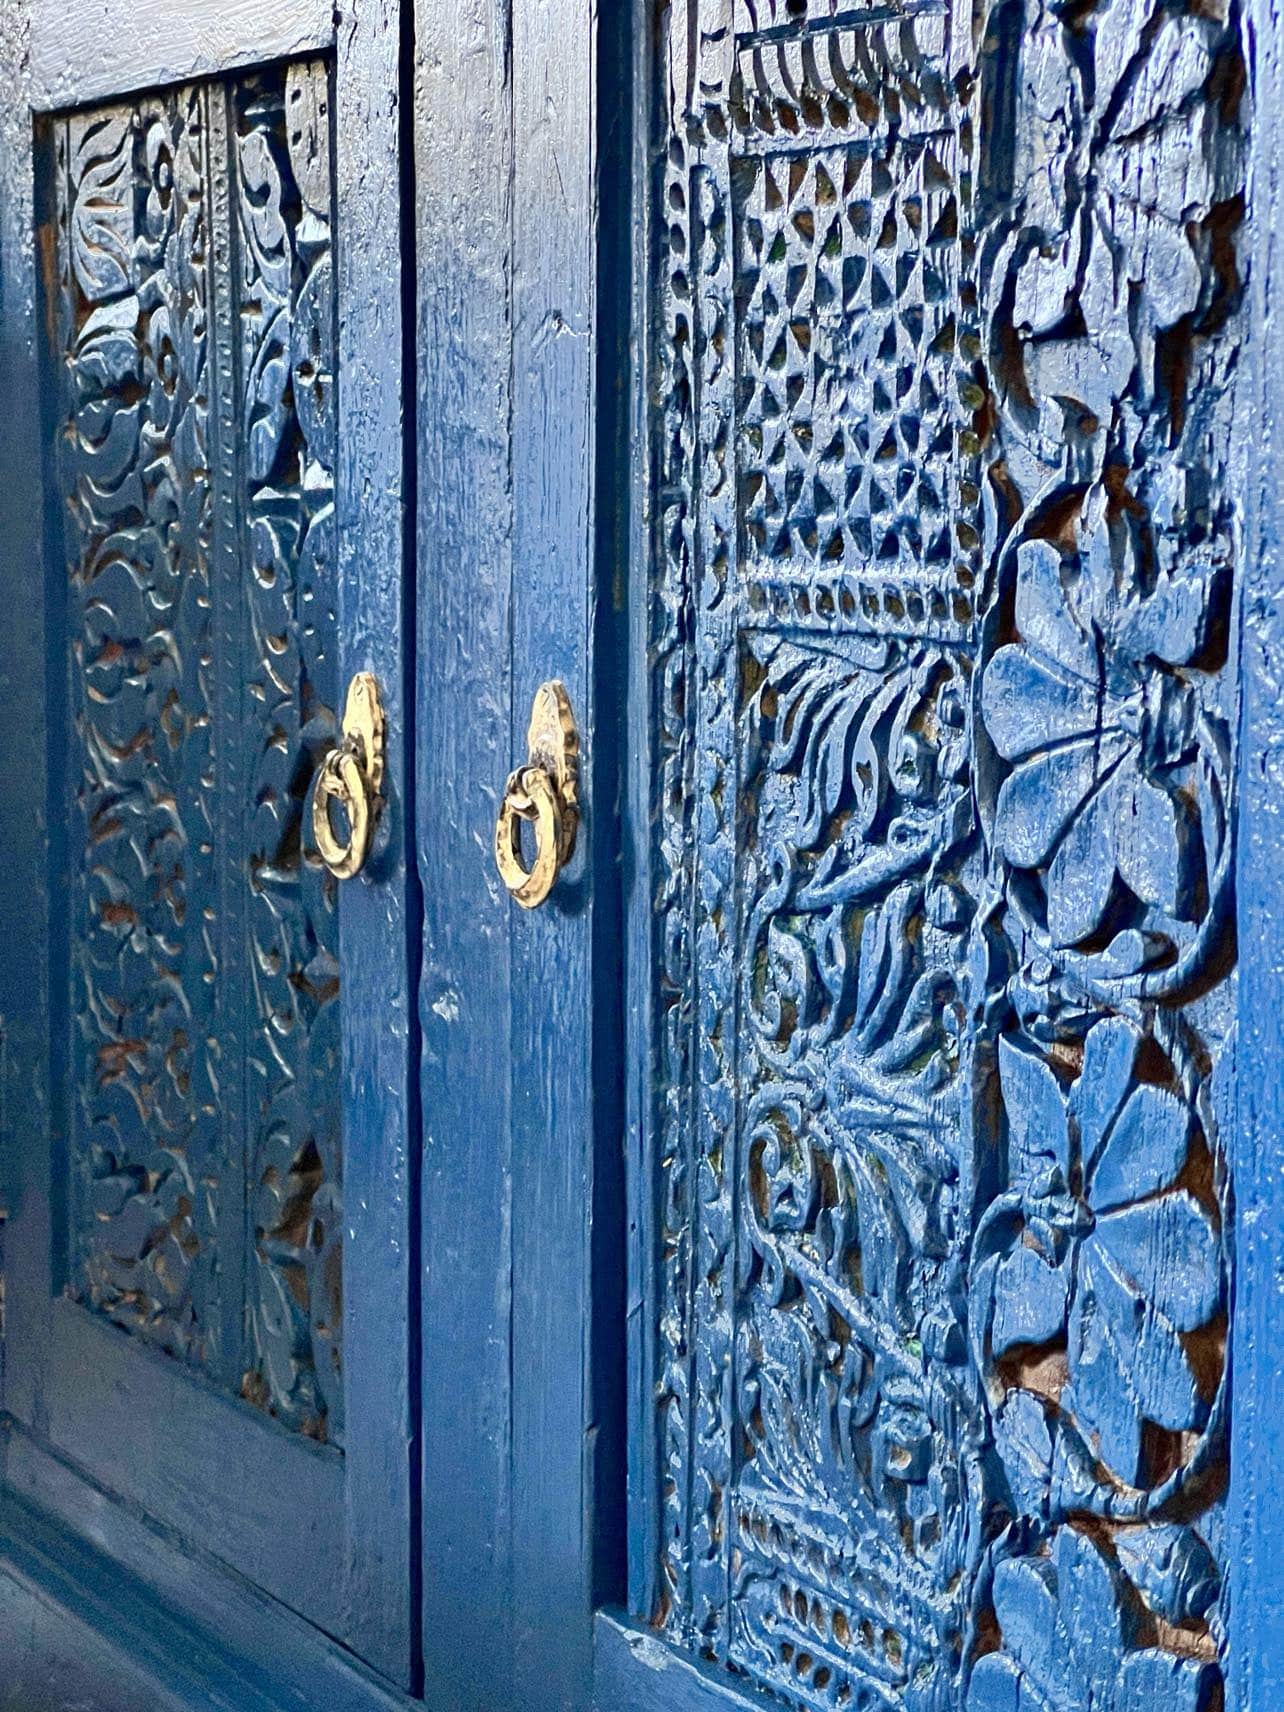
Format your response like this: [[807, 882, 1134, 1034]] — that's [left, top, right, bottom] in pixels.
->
[[650, 0, 1242, 1705]]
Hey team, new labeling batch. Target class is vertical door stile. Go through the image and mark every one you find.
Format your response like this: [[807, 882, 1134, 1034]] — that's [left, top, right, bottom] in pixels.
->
[[413, 0, 516, 1706], [1231, 0, 1284, 1696], [334, 0, 417, 1685]]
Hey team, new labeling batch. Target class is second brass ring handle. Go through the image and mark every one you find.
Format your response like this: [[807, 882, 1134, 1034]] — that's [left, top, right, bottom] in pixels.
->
[[494, 682, 579, 910], [314, 744, 373, 880], [494, 766, 564, 908]]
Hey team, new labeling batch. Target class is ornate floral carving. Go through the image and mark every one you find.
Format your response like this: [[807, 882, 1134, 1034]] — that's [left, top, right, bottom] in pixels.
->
[[981, 533, 1231, 994], [649, 0, 1243, 1703], [974, 1017, 1226, 1499], [53, 62, 342, 1440], [61, 89, 221, 1365], [968, 1526, 1219, 1712]]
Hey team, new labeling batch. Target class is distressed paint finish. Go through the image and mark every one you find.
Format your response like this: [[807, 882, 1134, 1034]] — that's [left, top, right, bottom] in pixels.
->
[[1230, 0, 1284, 1699], [0, 0, 418, 1694], [644, 0, 1243, 1707], [29, 0, 333, 113], [0, 0, 414, 1684], [50, 61, 344, 1440]]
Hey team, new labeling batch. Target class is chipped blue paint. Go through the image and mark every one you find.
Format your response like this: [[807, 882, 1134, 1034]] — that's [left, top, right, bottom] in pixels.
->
[[620, 0, 1251, 1708], [0, 0, 417, 1698]]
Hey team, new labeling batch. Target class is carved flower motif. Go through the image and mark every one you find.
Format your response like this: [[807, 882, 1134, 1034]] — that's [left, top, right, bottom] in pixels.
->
[[979, 1015, 1221, 1489], [968, 1526, 1218, 1712], [981, 530, 1224, 974], [993, 0, 1239, 497]]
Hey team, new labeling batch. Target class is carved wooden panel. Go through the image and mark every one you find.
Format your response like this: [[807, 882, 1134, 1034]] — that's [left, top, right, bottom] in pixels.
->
[[648, 0, 1241, 1705], [51, 58, 343, 1444]]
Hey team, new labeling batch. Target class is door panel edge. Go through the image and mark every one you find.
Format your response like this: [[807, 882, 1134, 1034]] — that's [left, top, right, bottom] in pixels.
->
[[0, 1433, 418, 1712], [29, 0, 334, 113]]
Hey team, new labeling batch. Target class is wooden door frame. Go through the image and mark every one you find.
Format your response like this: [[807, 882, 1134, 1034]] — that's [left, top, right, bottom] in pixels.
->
[[1228, 0, 1284, 1700]]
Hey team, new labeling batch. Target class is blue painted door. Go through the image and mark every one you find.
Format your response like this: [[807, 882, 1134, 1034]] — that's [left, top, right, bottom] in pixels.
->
[[1, 1, 1280, 1708], [604, 1, 1257, 1709], [0, 0, 416, 1691]]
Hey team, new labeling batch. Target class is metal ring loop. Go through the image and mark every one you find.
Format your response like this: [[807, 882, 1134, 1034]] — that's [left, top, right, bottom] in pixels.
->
[[494, 765, 564, 909], [312, 744, 372, 881]]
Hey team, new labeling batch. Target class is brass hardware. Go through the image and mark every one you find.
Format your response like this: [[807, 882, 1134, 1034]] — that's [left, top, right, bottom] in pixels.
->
[[495, 681, 579, 909], [313, 672, 386, 880]]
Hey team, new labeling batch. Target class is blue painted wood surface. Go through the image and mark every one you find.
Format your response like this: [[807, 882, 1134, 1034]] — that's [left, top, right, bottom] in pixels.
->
[[508, 3, 629, 1711], [333, 0, 420, 1682], [0, 1422, 420, 1712], [620, 2, 1252, 1711], [2, 1, 1284, 1710], [413, 2, 515, 1706], [1228, 0, 1284, 1698], [0, 0, 416, 1692]]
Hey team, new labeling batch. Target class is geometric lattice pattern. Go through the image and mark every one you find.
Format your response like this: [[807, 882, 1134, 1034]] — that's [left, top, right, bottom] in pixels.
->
[[736, 139, 965, 579]]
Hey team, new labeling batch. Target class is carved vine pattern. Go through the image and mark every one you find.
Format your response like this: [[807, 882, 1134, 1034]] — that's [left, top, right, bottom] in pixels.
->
[[650, 0, 1242, 1706], [55, 60, 342, 1443]]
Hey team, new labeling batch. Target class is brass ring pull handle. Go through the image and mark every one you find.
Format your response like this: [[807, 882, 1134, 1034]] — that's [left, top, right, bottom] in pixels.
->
[[494, 682, 579, 910], [312, 672, 386, 881]]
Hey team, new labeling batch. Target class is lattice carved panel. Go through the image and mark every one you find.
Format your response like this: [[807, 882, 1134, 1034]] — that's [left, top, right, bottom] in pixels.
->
[[648, 0, 1242, 1705], [51, 58, 344, 1444]]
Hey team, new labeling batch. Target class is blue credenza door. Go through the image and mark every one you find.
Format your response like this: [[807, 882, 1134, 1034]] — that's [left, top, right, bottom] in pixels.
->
[[4, 0, 1284, 1709], [594, 1, 1283, 1711], [0, 0, 417, 1694]]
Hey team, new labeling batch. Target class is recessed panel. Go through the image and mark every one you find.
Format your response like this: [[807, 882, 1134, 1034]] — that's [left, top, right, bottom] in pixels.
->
[[51, 58, 343, 1445], [646, 0, 1241, 1704]]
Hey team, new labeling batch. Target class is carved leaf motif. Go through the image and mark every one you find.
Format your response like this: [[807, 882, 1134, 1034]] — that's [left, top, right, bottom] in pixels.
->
[[969, 1528, 1217, 1712], [69, 111, 134, 303], [981, 534, 1224, 967]]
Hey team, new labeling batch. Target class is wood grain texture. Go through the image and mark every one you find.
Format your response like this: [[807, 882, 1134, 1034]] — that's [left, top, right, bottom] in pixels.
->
[[0, 1425, 418, 1712], [0, 1566, 192, 1712], [0, 0, 52, 1441], [510, 0, 630, 1706], [624, 0, 661, 1624], [414, 1, 515, 1708], [41, 1299, 345, 1634], [30, 0, 333, 112], [333, 0, 418, 1685], [508, 0, 603, 1708]]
